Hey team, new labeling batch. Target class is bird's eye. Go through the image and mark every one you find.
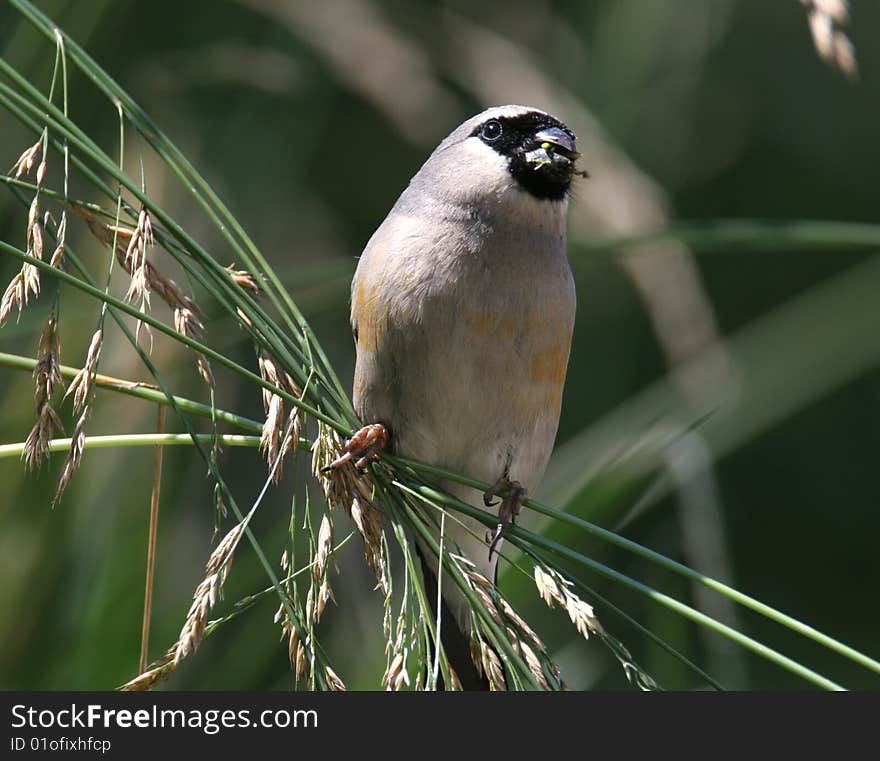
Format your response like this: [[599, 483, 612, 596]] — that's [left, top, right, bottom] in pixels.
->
[[481, 120, 503, 141]]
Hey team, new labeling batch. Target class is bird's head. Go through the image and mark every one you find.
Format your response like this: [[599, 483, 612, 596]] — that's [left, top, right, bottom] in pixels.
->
[[421, 105, 586, 207]]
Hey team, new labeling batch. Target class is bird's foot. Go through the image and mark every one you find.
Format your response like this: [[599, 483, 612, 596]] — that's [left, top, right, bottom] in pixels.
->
[[322, 422, 390, 471], [484, 477, 527, 559]]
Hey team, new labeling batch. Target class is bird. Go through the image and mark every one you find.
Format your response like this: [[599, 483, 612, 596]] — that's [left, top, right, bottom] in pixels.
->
[[329, 105, 582, 688]]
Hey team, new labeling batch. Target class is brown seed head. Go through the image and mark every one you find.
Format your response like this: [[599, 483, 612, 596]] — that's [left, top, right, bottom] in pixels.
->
[[324, 666, 346, 691], [481, 641, 507, 691], [0, 273, 25, 327], [12, 140, 42, 179], [313, 515, 333, 583], [174, 511, 253, 665], [226, 265, 262, 296], [64, 329, 103, 414], [54, 409, 89, 503], [30, 222, 44, 260]]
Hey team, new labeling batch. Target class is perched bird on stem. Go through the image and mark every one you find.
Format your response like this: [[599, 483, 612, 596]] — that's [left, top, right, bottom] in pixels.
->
[[328, 105, 584, 688]]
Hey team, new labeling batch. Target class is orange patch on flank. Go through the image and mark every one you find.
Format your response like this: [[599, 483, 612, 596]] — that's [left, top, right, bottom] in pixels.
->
[[353, 279, 384, 350], [529, 343, 570, 409]]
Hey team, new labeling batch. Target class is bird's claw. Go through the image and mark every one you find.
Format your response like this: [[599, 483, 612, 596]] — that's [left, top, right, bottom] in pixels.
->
[[482, 476, 505, 507], [322, 422, 389, 472], [485, 478, 526, 559]]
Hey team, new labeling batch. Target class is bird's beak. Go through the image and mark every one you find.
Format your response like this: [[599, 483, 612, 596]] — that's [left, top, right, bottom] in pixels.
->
[[533, 127, 580, 160]]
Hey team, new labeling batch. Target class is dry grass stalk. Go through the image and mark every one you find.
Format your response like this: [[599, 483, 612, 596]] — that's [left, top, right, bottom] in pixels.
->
[[11, 139, 43, 179], [257, 351, 302, 482], [447, 667, 462, 691], [174, 505, 256, 665], [349, 493, 387, 591], [122, 208, 155, 347], [50, 215, 66, 268], [118, 647, 177, 691], [469, 635, 482, 678], [519, 639, 551, 690], [276, 597, 311, 684], [306, 578, 333, 624], [0, 273, 29, 327], [24, 403, 65, 472], [273, 504, 331, 688], [53, 326, 105, 501], [534, 565, 604, 641], [226, 265, 261, 296], [452, 553, 557, 689], [474, 585, 503, 627], [123, 595, 328, 692], [64, 329, 102, 413], [311, 425, 346, 507], [451, 553, 503, 628], [479, 638, 507, 691], [173, 307, 214, 387], [280, 407, 303, 464], [295, 638, 309, 683], [1, 195, 46, 327], [384, 648, 409, 691], [382, 591, 417, 690], [261, 393, 284, 470], [53, 409, 88, 504], [71, 204, 215, 386], [498, 597, 545, 654], [800, 0, 857, 77], [382, 582, 394, 644], [30, 221, 44, 260], [312, 422, 389, 593], [313, 514, 333, 582], [503, 624, 551, 690], [324, 666, 347, 691], [306, 515, 335, 625], [23, 312, 64, 470], [383, 651, 408, 691], [235, 307, 253, 329]]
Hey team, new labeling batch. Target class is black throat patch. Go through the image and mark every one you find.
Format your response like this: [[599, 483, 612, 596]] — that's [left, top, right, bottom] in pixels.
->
[[470, 112, 577, 201]]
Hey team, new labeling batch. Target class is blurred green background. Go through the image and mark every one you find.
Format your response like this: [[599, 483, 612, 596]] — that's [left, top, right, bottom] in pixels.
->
[[0, 0, 877, 690]]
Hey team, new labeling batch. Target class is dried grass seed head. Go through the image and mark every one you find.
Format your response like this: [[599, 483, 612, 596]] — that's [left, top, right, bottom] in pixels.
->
[[12, 139, 42, 179], [64, 329, 103, 413], [24, 313, 65, 470], [23, 405, 64, 471], [480, 641, 507, 691], [174, 517, 249, 665], [533, 565, 604, 641], [0, 274, 25, 327], [324, 666, 346, 691], [118, 653, 177, 692], [226, 265, 261, 296], [313, 514, 333, 582], [54, 409, 89, 503], [72, 204, 213, 384]]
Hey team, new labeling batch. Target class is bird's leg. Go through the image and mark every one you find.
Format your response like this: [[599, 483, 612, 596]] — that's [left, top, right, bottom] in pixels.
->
[[484, 477, 527, 559], [322, 422, 390, 471]]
